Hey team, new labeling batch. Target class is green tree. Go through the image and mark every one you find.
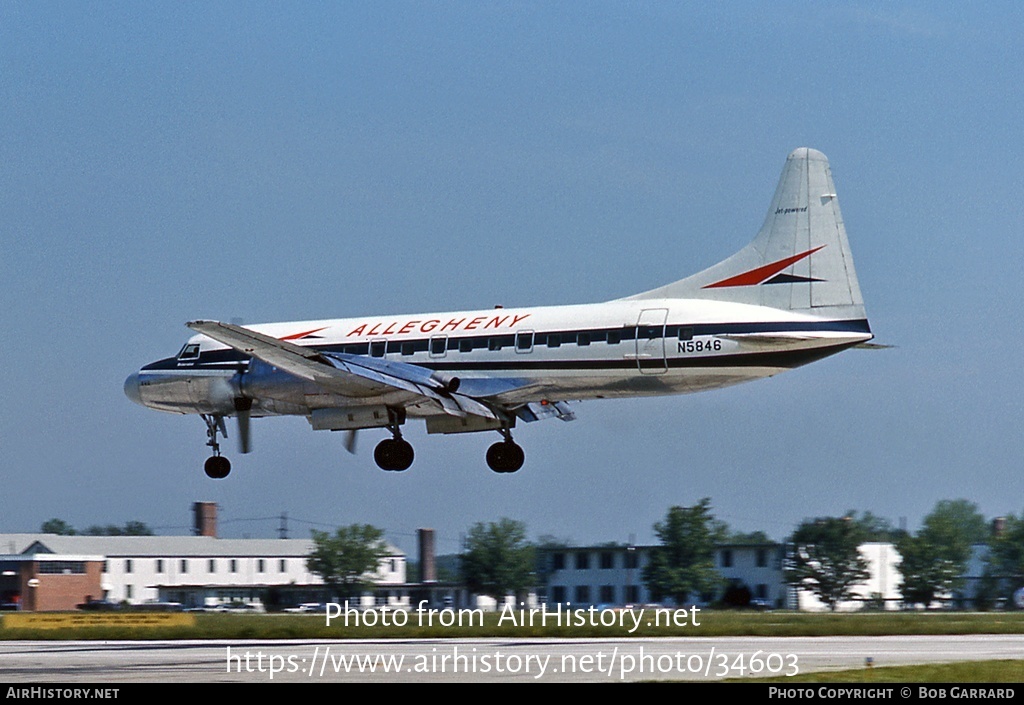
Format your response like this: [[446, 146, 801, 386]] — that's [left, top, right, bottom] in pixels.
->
[[460, 518, 535, 601], [40, 518, 76, 535], [642, 498, 726, 604], [725, 530, 772, 544], [785, 516, 870, 611], [306, 525, 390, 600], [898, 499, 985, 608], [83, 521, 154, 536], [844, 510, 905, 542]]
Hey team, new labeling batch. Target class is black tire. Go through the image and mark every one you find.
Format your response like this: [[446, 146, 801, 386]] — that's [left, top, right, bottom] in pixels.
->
[[374, 438, 414, 471], [392, 439, 414, 471], [374, 439, 396, 470], [204, 455, 231, 479], [486, 441, 524, 473]]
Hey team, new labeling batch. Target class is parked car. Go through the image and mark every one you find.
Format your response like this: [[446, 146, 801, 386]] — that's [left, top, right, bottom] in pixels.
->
[[77, 599, 119, 611], [283, 602, 327, 613]]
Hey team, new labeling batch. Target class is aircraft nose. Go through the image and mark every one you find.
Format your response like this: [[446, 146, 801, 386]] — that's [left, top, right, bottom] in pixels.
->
[[124, 372, 144, 406]]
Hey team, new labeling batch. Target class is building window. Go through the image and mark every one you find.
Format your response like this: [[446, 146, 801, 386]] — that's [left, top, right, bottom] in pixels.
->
[[625, 585, 640, 604], [156, 559, 164, 573], [600, 585, 615, 603], [208, 559, 216, 573], [552, 553, 565, 571], [756, 584, 768, 599], [600, 552, 614, 569], [38, 561, 86, 574], [126, 585, 133, 599], [125, 559, 133, 574], [279, 559, 287, 572], [721, 549, 733, 568], [756, 548, 767, 568], [180, 559, 188, 573], [625, 550, 638, 569], [574, 585, 590, 603], [230, 560, 238, 573], [257, 559, 265, 573], [102, 561, 108, 573], [575, 552, 590, 570]]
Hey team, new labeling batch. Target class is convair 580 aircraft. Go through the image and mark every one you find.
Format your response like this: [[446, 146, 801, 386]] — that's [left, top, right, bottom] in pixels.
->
[[125, 148, 872, 478]]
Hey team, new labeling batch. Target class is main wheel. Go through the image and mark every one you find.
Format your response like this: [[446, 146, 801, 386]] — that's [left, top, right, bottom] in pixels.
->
[[374, 438, 414, 471], [486, 441, 524, 473], [391, 439, 414, 471], [204, 455, 231, 479]]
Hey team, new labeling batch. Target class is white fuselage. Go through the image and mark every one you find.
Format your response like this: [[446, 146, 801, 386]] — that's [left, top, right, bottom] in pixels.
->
[[127, 297, 871, 420]]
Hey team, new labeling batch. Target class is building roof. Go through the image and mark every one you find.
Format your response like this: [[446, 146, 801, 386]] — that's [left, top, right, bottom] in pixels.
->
[[0, 534, 403, 559]]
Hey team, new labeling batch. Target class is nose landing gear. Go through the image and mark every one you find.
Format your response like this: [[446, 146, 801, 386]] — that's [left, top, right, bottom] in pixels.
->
[[201, 414, 231, 479]]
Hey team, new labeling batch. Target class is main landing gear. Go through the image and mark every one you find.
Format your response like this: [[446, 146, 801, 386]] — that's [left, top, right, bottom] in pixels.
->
[[201, 414, 231, 479], [374, 408, 414, 472], [486, 428, 524, 473]]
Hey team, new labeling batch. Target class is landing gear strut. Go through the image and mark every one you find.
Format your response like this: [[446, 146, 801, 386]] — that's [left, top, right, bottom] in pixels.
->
[[374, 408, 414, 472], [486, 427, 524, 473], [202, 414, 231, 479]]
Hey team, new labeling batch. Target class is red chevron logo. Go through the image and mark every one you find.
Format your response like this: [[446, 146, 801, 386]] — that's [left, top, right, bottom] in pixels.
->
[[703, 246, 825, 289]]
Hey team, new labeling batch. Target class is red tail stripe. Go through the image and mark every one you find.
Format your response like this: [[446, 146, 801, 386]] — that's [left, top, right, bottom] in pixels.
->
[[702, 245, 825, 289]]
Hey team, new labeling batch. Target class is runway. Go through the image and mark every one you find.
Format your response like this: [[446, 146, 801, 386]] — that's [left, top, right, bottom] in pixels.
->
[[3, 635, 1023, 683]]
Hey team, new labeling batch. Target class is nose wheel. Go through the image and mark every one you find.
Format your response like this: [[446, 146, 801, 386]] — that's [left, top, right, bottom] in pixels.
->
[[204, 455, 231, 479], [201, 414, 231, 479]]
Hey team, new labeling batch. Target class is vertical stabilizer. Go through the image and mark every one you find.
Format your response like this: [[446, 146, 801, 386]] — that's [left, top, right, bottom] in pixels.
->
[[623, 148, 866, 321]]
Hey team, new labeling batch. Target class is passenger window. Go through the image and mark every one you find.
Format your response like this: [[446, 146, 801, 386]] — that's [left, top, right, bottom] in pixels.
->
[[607, 330, 621, 345], [488, 338, 502, 351], [459, 339, 473, 353], [547, 334, 561, 348], [400, 342, 415, 356], [678, 326, 694, 341], [577, 333, 590, 346], [370, 341, 386, 358]]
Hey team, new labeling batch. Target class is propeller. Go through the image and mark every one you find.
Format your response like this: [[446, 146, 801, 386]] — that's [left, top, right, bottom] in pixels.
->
[[234, 398, 253, 454], [344, 429, 358, 455]]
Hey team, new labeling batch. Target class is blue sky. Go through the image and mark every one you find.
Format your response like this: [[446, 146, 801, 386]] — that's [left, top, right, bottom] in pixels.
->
[[2, 2, 1022, 556]]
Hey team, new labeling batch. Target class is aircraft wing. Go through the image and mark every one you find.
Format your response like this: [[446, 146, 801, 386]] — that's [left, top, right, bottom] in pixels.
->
[[187, 320, 498, 419]]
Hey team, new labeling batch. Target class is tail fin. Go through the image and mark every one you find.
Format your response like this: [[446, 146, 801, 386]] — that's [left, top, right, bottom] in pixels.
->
[[624, 148, 867, 321]]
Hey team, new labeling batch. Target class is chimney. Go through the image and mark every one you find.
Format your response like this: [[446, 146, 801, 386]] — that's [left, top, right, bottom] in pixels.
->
[[418, 528, 436, 583], [193, 502, 218, 538]]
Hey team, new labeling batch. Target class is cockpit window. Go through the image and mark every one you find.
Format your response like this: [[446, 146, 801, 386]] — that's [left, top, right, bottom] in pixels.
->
[[177, 343, 201, 361]]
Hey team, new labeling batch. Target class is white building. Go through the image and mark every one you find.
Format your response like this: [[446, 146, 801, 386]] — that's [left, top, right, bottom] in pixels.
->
[[790, 542, 902, 611], [541, 543, 787, 607], [541, 541, 903, 611], [0, 501, 408, 611], [9, 534, 405, 609]]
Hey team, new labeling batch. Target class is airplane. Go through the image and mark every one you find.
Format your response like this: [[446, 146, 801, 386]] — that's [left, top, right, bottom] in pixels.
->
[[125, 147, 872, 478]]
